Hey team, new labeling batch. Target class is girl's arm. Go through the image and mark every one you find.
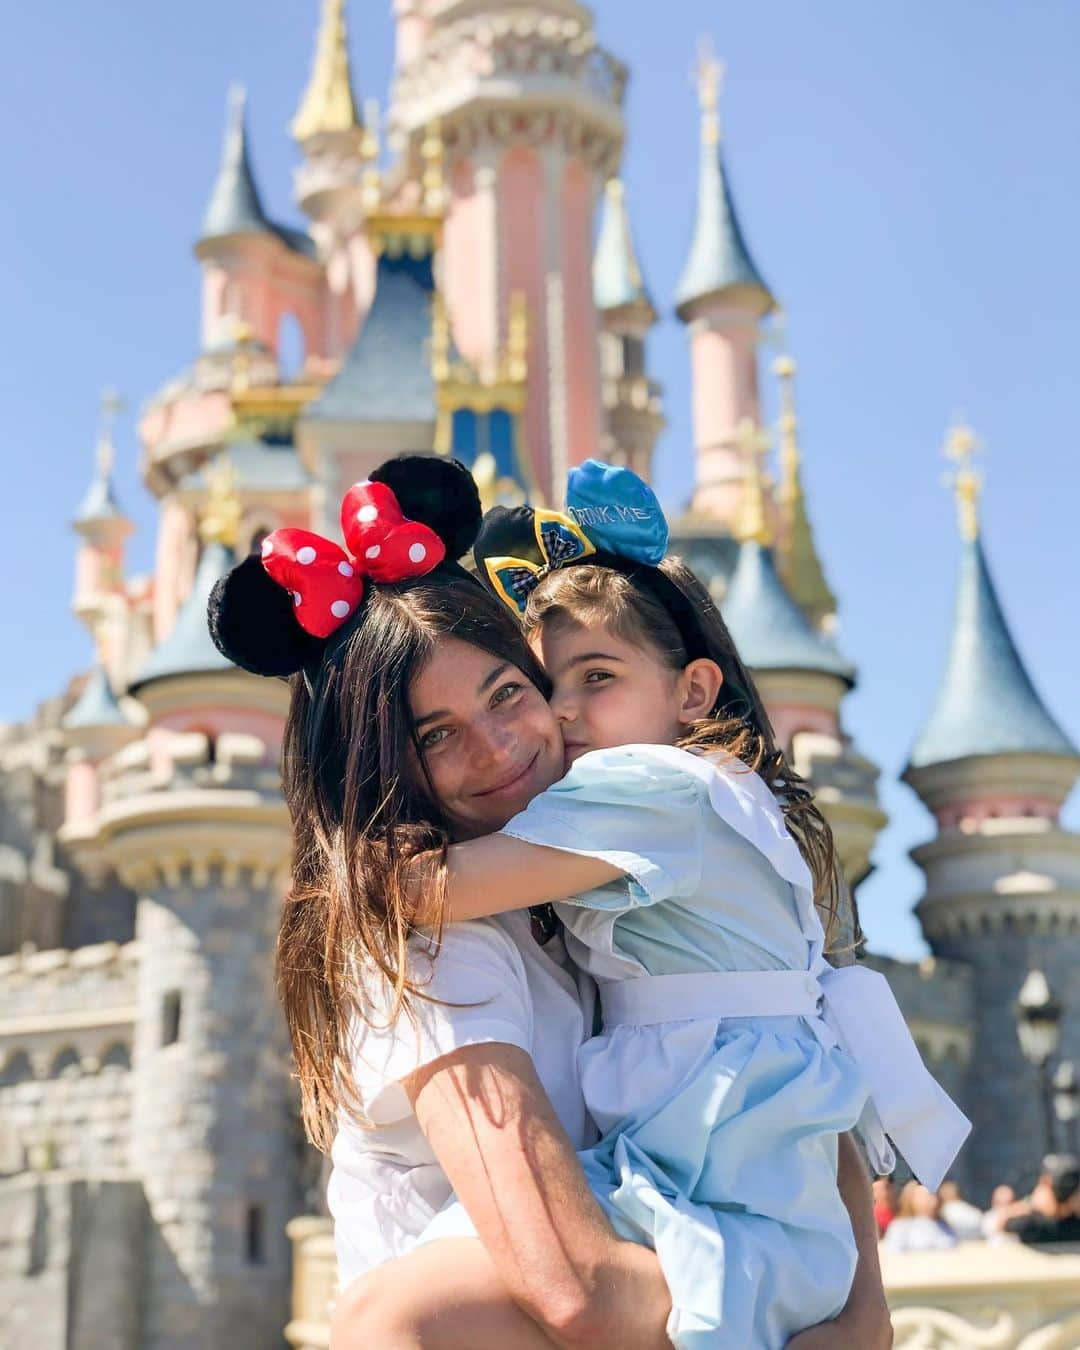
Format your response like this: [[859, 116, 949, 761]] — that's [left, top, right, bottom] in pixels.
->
[[405, 1041, 672, 1347], [786, 1132, 893, 1349], [411, 834, 625, 924]]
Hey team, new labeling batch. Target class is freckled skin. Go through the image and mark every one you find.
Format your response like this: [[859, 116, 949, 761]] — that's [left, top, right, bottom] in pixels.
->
[[409, 637, 564, 839]]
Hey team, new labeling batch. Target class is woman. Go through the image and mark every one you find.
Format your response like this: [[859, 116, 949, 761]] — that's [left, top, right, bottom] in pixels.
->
[[208, 455, 891, 1347]]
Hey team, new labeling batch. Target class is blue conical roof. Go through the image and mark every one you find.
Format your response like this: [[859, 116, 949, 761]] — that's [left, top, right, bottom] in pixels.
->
[[131, 541, 236, 690], [200, 87, 274, 243], [676, 122, 774, 318], [593, 179, 655, 316], [305, 250, 437, 423], [74, 466, 124, 526], [722, 540, 854, 683], [63, 666, 128, 731], [908, 536, 1076, 768]]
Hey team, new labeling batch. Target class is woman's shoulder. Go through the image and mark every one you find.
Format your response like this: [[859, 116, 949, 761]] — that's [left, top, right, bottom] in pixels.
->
[[358, 917, 530, 1012]]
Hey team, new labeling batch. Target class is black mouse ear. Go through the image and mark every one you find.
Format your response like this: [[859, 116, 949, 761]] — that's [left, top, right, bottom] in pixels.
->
[[369, 454, 482, 562], [208, 554, 326, 677], [472, 504, 541, 573]]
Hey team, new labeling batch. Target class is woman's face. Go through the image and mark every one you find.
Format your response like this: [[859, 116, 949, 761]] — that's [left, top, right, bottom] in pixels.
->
[[409, 636, 564, 838]]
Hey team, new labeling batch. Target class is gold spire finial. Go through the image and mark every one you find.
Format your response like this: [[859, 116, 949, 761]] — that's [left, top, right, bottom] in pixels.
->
[[430, 288, 452, 383], [505, 292, 529, 384], [200, 457, 243, 550], [420, 118, 447, 216], [944, 417, 982, 541], [733, 417, 773, 546], [773, 351, 800, 500], [695, 37, 725, 146], [292, 0, 361, 142], [96, 388, 124, 477]]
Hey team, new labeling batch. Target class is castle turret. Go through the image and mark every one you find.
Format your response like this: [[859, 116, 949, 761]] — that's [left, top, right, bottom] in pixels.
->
[[721, 440, 885, 887], [677, 53, 776, 528], [297, 203, 442, 514], [389, 0, 625, 502], [94, 464, 297, 1346], [904, 425, 1080, 1197], [72, 394, 134, 676], [593, 178, 664, 481], [196, 87, 322, 368]]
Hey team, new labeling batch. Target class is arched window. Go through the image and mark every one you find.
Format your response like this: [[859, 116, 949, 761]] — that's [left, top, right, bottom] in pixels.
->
[[49, 1047, 81, 1079], [100, 1042, 131, 1072], [277, 313, 306, 383], [0, 1049, 32, 1087]]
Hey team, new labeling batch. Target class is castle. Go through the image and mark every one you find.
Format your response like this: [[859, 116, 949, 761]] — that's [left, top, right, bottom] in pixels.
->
[[2, 2, 1077, 1346]]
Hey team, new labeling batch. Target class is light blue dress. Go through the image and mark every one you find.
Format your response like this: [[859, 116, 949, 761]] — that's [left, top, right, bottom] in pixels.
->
[[418, 745, 969, 1346], [498, 744, 871, 1348]]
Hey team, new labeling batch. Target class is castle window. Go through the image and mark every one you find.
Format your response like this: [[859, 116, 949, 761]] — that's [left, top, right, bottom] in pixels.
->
[[49, 1047, 81, 1079], [245, 1203, 265, 1264], [0, 1050, 33, 1087], [161, 990, 182, 1047]]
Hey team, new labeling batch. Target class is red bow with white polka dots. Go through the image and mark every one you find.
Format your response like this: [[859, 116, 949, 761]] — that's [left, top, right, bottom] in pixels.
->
[[259, 480, 446, 639]]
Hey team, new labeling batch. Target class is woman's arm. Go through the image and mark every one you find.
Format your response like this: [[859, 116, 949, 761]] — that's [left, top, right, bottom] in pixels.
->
[[411, 835, 625, 924], [403, 1041, 672, 1347], [786, 1133, 893, 1349]]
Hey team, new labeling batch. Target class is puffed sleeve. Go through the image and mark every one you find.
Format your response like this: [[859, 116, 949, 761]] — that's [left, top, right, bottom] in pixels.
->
[[499, 744, 706, 910], [350, 918, 534, 1125]]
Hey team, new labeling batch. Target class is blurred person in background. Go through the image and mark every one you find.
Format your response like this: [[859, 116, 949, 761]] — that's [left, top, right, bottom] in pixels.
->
[[993, 1157, 1080, 1246], [937, 1179, 984, 1241], [882, 1182, 957, 1252]]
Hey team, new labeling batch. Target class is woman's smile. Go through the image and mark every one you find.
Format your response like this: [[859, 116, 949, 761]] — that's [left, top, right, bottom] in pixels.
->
[[472, 750, 541, 799]]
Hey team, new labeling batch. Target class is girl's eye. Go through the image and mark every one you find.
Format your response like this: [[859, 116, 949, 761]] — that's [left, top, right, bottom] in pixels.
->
[[584, 670, 614, 684], [492, 681, 523, 706], [420, 727, 452, 750]]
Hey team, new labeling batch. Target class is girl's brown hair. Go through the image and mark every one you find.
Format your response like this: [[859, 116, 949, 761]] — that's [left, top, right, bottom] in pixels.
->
[[522, 558, 846, 949], [279, 569, 549, 1152]]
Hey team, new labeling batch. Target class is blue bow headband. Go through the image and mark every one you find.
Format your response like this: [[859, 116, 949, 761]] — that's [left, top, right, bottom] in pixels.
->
[[475, 460, 670, 615]]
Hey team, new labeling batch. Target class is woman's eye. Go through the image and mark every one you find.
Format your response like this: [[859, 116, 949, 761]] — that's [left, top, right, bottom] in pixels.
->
[[420, 727, 451, 749], [492, 681, 523, 706], [584, 670, 614, 684]]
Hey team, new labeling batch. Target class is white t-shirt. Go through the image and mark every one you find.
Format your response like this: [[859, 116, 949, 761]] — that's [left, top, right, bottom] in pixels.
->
[[327, 910, 596, 1289]]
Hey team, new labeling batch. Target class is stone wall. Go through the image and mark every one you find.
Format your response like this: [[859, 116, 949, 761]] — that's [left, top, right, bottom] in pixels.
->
[[0, 1171, 145, 1350], [0, 941, 138, 1175], [864, 951, 976, 1189]]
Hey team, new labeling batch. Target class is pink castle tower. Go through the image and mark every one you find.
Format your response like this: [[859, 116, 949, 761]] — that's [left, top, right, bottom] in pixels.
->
[[676, 53, 776, 528], [387, 0, 627, 503]]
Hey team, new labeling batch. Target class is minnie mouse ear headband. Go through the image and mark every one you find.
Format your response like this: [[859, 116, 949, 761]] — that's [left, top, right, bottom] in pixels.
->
[[472, 459, 711, 663], [207, 454, 482, 678]]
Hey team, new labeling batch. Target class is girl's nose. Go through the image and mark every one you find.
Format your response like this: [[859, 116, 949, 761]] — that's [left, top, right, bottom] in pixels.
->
[[549, 688, 578, 726]]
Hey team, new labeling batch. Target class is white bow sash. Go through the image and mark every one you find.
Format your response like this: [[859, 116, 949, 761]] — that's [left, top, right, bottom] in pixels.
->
[[593, 746, 972, 1191]]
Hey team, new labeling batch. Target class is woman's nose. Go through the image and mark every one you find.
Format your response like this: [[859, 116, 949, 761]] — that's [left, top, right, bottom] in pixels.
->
[[470, 718, 516, 766]]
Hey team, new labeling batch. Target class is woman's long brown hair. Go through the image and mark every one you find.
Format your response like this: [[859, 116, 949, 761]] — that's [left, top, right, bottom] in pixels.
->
[[278, 569, 548, 1152], [522, 558, 846, 950]]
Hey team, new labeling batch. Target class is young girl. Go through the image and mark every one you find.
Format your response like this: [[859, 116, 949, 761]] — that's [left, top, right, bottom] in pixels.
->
[[404, 461, 970, 1347]]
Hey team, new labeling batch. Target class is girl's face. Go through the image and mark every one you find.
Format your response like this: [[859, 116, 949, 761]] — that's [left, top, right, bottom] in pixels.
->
[[531, 618, 721, 771], [409, 636, 564, 838]]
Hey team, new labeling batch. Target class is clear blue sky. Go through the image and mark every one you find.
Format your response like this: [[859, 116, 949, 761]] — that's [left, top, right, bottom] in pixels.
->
[[2, 2, 1077, 959]]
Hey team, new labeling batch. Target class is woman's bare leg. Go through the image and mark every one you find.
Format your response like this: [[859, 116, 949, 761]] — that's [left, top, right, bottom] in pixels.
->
[[330, 1238, 559, 1350]]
